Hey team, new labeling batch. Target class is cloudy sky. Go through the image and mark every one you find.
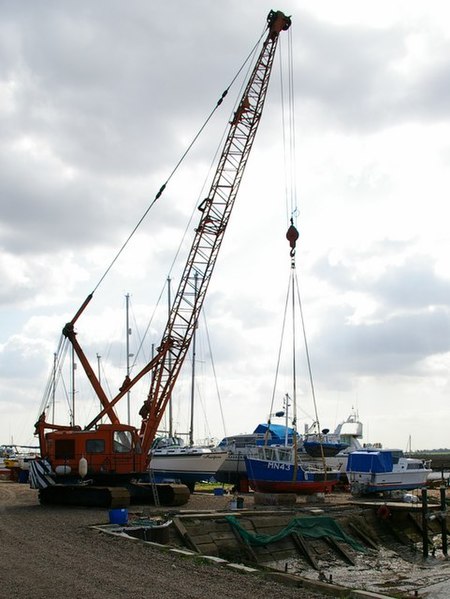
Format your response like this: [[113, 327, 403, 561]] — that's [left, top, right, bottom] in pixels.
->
[[1, 0, 450, 452]]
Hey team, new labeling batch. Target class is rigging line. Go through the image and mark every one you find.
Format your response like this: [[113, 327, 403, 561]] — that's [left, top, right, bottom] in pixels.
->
[[39, 335, 68, 417], [89, 33, 268, 369], [279, 36, 290, 228], [287, 26, 298, 219], [201, 308, 227, 439], [290, 260, 299, 475], [58, 356, 73, 420], [39, 333, 66, 412], [279, 29, 298, 227], [290, 265, 297, 431], [293, 267, 319, 427], [129, 297, 149, 369], [268, 266, 293, 424], [293, 264, 327, 480], [90, 30, 267, 297], [128, 33, 266, 370]]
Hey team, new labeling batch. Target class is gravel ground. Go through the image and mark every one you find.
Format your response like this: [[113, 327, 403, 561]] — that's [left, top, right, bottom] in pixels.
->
[[0, 482, 332, 599]]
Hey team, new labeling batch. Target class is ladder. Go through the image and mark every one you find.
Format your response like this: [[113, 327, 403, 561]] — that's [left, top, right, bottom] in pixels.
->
[[149, 469, 160, 508]]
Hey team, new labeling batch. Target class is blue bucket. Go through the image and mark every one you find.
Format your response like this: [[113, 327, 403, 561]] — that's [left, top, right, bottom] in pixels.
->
[[213, 487, 224, 496], [18, 470, 29, 484], [109, 508, 128, 525]]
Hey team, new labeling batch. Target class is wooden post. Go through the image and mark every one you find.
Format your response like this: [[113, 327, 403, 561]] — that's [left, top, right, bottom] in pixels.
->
[[440, 486, 448, 556], [421, 488, 428, 558]]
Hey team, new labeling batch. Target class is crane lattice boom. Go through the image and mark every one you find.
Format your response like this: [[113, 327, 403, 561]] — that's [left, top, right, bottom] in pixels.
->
[[139, 10, 291, 456]]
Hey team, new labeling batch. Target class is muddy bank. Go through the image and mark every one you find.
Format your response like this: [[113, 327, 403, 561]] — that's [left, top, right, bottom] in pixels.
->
[[0, 482, 330, 599]]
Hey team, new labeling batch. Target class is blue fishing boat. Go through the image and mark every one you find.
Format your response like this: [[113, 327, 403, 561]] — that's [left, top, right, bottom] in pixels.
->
[[245, 446, 340, 495], [214, 422, 298, 486]]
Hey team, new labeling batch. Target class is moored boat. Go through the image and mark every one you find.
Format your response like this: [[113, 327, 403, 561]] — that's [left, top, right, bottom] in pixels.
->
[[346, 448, 432, 495], [303, 435, 349, 458], [245, 446, 340, 495], [214, 422, 298, 486], [149, 437, 227, 492]]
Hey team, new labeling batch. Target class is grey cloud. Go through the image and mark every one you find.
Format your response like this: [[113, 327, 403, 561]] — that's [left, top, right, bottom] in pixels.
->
[[372, 255, 450, 310], [296, 12, 450, 130], [311, 305, 450, 385], [307, 249, 450, 386], [313, 250, 450, 312]]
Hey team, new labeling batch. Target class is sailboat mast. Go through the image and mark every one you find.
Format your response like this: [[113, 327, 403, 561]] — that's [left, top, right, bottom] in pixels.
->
[[189, 272, 199, 447], [96, 352, 102, 423], [71, 345, 76, 427], [284, 393, 290, 445], [167, 278, 173, 437], [51, 352, 57, 424], [126, 293, 131, 425]]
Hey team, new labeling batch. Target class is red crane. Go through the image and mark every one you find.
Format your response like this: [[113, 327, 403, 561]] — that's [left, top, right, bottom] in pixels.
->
[[33, 10, 291, 505]]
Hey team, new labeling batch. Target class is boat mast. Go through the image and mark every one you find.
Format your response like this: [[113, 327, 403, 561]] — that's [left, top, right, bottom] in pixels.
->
[[125, 293, 132, 425], [189, 272, 199, 447], [70, 345, 76, 427], [51, 352, 57, 424], [283, 393, 291, 446], [96, 352, 102, 423], [167, 278, 173, 438]]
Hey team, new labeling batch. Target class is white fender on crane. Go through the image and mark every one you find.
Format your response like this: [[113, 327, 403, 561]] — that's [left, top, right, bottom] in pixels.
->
[[55, 464, 71, 475], [78, 456, 88, 479]]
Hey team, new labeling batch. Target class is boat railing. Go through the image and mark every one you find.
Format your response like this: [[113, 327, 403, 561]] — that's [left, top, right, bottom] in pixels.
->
[[247, 445, 293, 462]]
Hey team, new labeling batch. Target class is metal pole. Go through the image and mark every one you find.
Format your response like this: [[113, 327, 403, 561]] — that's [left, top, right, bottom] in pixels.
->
[[167, 278, 173, 438], [421, 487, 429, 558], [52, 352, 57, 424], [96, 353, 102, 423], [284, 394, 290, 445], [189, 272, 198, 447], [440, 486, 448, 556], [126, 293, 131, 425], [71, 345, 76, 427]]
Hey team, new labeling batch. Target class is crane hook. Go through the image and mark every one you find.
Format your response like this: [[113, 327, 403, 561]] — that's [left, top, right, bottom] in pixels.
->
[[286, 218, 299, 257]]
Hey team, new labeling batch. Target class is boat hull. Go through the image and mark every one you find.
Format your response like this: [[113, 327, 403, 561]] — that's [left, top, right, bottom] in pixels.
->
[[348, 471, 430, 494], [245, 456, 339, 495], [214, 453, 248, 485], [149, 451, 227, 489]]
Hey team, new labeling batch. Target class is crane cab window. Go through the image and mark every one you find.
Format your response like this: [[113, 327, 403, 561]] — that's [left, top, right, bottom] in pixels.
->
[[86, 439, 105, 454], [113, 431, 132, 453], [55, 439, 75, 460]]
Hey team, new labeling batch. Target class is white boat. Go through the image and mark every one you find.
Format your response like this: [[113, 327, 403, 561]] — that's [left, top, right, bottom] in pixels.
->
[[346, 448, 432, 495], [0, 445, 39, 481], [300, 410, 376, 472], [149, 437, 227, 492]]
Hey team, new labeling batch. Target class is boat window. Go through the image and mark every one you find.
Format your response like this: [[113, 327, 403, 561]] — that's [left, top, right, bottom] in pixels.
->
[[55, 439, 75, 460], [86, 439, 105, 454], [113, 431, 132, 453], [407, 463, 422, 470]]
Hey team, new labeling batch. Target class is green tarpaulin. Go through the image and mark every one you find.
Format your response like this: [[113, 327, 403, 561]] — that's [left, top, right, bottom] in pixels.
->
[[225, 515, 365, 552]]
